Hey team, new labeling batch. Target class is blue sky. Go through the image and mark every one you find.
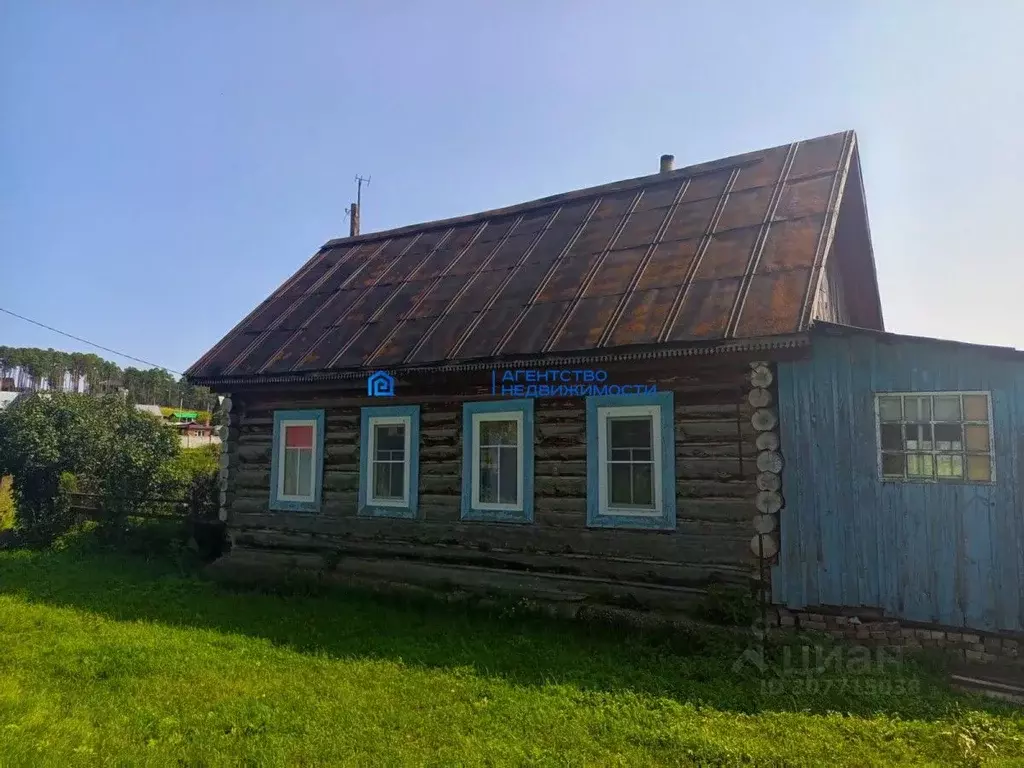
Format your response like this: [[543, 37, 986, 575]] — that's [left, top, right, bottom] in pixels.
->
[[3, 2, 1022, 375]]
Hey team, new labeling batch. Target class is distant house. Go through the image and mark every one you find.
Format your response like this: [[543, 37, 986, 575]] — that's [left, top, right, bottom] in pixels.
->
[[176, 421, 220, 449], [0, 391, 20, 411], [187, 129, 1024, 641], [134, 403, 220, 448], [135, 404, 165, 419]]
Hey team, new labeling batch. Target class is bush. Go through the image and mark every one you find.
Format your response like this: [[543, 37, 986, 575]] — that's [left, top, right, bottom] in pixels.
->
[[0, 476, 14, 531], [697, 583, 758, 626], [0, 392, 181, 544]]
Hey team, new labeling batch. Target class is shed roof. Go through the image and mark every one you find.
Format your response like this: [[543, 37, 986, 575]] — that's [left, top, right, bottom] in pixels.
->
[[187, 130, 883, 385]]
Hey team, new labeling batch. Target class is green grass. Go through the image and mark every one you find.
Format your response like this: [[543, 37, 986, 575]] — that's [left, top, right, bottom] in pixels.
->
[[0, 532, 1022, 766]]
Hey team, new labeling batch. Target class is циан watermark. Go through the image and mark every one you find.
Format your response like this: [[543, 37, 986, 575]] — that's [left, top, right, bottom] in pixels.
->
[[733, 640, 920, 696], [491, 367, 657, 398]]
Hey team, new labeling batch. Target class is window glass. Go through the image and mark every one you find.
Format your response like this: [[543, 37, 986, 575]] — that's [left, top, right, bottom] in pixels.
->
[[372, 423, 406, 500], [283, 423, 314, 498], [606, 416, 655, 508], [875, 393, 993, 482], [478, 418, 519, 505]]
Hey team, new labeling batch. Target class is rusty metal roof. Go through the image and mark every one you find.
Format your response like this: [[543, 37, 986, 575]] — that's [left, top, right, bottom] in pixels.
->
[[187, 130, 883, 384]]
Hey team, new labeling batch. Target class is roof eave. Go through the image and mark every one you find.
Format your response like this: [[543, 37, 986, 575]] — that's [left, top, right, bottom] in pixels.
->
[[186, 333, 811, 389]]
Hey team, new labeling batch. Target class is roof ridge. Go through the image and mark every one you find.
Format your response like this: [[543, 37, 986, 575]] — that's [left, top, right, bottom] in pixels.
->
[[321, 131, 855, 251]]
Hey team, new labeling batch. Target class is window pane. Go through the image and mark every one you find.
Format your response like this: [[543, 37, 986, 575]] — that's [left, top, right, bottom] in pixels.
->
[[963, 395, 989, 421], [373, 461, 391, 499], [881, 453, 905, 477], [609, 463, 633, 506], [967, 455, 992, 482], [498, 446, 519, 504], [478, 447, 499, 504], [905, 397, 930, 422], [285, 424, 314, 449], [610, 447, 652, 462], [965, 424, 990, 452], [906, 423, 932, 450], [609, 418, 652, 449], [935, 423, 963, 451], [375, 424, 405, 453], [283, 448, 298, 495], [480, 419, 517, 446], [936, 454, 963, 479], [878, 396, 902, 422], [907, 453, 934, 478], [388, 462, 405, 499], [880, 424, 903, 451], [632, 464, 654, 506], [295, 449, 313, 497], [933, 396, 961, 422]]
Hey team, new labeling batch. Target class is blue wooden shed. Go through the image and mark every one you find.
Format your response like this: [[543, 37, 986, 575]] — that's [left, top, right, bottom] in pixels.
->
[[774, 323, 1024, 633]]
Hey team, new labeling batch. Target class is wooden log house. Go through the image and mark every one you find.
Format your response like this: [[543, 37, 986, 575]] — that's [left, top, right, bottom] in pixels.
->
[[186, 130, 885, 615]]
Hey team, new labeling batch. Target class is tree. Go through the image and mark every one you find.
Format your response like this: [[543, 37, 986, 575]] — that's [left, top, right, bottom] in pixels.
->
[[0, 391, 182, 544]]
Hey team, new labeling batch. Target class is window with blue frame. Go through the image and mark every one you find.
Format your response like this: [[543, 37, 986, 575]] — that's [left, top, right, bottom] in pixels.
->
[[358, 405, 420, 518], [461, 399, 534, 523], [586, 391, 676, 530], [269, 409, 325, 512]]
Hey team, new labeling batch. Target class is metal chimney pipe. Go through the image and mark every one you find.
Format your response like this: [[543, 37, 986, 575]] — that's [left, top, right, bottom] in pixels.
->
[[660, 154, 675, 173]]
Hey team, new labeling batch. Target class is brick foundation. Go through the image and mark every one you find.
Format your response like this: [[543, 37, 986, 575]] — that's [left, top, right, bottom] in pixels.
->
[[771, 607, 1023, 666]]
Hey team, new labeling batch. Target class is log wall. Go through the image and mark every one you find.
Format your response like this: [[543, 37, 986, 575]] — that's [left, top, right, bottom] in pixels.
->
[[215, 357, 769, 612]]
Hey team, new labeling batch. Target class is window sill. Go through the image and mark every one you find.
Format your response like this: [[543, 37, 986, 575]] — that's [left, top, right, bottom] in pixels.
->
[[586, 512, 676, 531], [269, 498, 321, 513], [880, 478, 996, 486], [357, 504, 418, 520], [460, 507, 533, 524]]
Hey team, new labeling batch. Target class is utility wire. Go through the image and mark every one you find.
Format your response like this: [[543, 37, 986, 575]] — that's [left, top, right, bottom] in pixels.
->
[[0, 305, 183, 376]]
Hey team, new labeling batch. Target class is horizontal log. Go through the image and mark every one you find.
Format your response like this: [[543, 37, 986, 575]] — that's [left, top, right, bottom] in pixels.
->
[[678, 479, 757, 499], [228, 512, 754, 566], [238, 444, 272, 464], [235, 483, 757, 528], [231, 530, 753, 588], [220, 547, 712, 612], [677, 442, 757, 459], [235, 469, 270, 490], [535, 445, 587, 462], [535, 476, 586, 497]]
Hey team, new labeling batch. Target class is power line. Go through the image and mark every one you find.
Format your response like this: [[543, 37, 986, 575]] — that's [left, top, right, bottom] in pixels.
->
[[0, 305, 183, 375]]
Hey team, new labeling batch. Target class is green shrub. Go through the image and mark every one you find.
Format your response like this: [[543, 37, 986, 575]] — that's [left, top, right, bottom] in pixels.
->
[[0, 392, 181, 544], [0, 475, 15, 531], [697, 583, 758, 626]]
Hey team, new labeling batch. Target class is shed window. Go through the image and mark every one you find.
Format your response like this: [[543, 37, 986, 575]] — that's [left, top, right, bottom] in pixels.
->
[[461, 399, 534, 523], [359, 406, 421, 519], [586, 392, 676, 530], [876, 392, 994, 482], [270, 409, 325, 512]]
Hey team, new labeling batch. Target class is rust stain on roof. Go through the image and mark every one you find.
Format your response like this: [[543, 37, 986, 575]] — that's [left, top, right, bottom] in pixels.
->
[[188, 130, 881, 381]]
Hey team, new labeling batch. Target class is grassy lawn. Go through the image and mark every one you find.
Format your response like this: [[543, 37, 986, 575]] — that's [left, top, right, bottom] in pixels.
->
[[1, 532, 1022, 766]]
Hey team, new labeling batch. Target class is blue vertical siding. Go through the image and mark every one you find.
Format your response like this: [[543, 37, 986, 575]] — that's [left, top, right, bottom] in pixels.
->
[[774, 333, 1024, 632]]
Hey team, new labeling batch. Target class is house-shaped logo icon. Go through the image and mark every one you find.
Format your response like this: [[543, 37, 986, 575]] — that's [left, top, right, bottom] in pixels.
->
[[367, 371, 395, 397]]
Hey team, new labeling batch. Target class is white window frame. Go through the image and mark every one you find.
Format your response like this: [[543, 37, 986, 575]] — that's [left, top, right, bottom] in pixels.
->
[[874, 390, 996, 483], [470, 410, 525, 512], [596, 404, 663, 517], [276, 418, 319, 503], [366, 414, 412, 507]]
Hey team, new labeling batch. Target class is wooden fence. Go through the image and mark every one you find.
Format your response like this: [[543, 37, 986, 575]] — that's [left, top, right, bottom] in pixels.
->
[[69, 492, 215, 522]]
